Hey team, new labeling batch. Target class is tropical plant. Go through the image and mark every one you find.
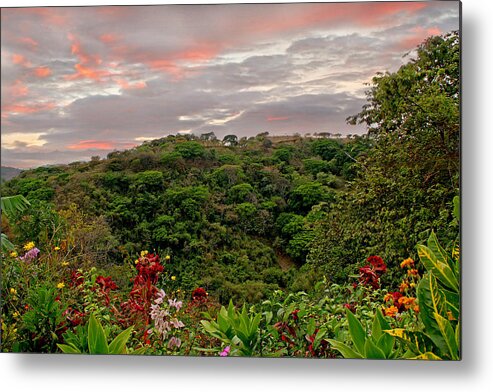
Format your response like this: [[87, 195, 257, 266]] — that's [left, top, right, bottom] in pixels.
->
[[200, 300, 262, 356], [1, 195, 30, 251], [57, 313, 145, 354]]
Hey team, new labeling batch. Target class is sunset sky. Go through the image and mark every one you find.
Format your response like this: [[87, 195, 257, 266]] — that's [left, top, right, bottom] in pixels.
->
[[1, 1, 459, 168]]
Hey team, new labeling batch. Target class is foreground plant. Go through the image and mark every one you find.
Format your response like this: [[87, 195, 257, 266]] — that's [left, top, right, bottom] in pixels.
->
[[57, 313, 145, 354], [201, 300, 261, 356]]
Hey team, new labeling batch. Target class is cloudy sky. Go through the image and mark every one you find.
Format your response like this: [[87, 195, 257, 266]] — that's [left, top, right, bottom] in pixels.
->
[[1, 1, 459, 168]]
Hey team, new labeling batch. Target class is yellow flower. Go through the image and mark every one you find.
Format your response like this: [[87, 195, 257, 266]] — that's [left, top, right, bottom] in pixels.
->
[[10, 288, 17, 295], [410, 282, 416, 288], [176, 289, 181, 293], [165, 255, 171, 261], [407, 269, 419, 276], [57, 282, 65, 289], [23, 241, 35, 251], [13, 311, 20, 318], [54, 246, 61, 251], [10, 251, 18, 258], [61, 261, 69, 267], [383, 293, 393, 302], [135, 259, 140, 264], [400, 258, 414, 268], [140, 250, 149, 257], [384, 306, 398, 317], [171, 276, 176, 281]]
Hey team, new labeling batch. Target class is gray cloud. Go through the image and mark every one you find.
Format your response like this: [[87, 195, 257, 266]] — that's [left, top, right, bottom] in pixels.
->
[[1, 2, 460, 168]]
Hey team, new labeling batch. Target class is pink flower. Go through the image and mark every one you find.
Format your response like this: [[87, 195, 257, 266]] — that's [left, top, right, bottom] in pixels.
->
[[219, 346, 230, 357], [168, 298, 183, 311]]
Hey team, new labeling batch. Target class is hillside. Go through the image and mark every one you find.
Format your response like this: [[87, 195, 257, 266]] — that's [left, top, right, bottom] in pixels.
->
[[0, 133, 369, 302], [1, 166, 22, 182]]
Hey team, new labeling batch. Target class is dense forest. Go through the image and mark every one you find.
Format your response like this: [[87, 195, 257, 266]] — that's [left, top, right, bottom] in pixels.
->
[[1, 32, 460, 358]]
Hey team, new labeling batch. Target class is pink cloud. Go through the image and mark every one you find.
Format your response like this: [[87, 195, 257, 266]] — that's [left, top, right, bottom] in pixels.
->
[[2, 102, 55, 115], [67, 140, 137, 150], [396, 26, 442, 51], [18, 37, 39, 49], [267, 116, 290, 122], [34, 66, 52, 78], [66, 33, 113, 81], [12, 53, 31, 67]]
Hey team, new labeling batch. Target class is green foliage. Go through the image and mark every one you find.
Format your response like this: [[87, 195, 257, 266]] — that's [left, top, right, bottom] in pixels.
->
[[174, 141, 206, 159], [17, 286, 66, 352], [57, 314, 140, 355], [328, 308, 399, 359], [201, 300, 262, 356]]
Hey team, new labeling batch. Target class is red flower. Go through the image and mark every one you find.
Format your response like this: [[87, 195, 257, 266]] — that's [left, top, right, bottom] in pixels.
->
[[192, 287, 207, 300], [367, 256, 387, 275], [96, 275, 118, 291], [70, 271, 84, 287], [291, 309, 300, 321], [358, 256, 387, 290]]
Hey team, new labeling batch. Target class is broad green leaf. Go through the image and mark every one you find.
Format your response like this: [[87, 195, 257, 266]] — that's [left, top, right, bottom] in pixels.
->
[[364, 338, 386, 359], [264, 311, 273, 325], [435, 312, 459, 360], [130, 347, 148, 355], [417, 273, 449, 356], [88, 314, 109, 354], [372, 312, 382, 340], [417, 245, 459, 292], [1, 233, 15, 252], [376, 333, 395, 358], [455, 321, 461, 349], [327, 339, 363, 359], [57, 344, 81, 354], [345, 308, 366, 355], [442, 288, 460, 319], [108, 326, 133, 354], [410, 352, 442, 360], [427, 231, 455, 271], [1, 195, 30, 218], [384, 329, 435, 355]]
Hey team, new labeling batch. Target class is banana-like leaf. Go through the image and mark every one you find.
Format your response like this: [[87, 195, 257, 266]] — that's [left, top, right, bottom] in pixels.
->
[[108, 326, 134, 354], [1, 195, 30, 219], [88, 314, 109, 354], [384, 328, 435, 356], [346, 308, 366, 355], [327, 339, 363, 359], [364, 338, 386, 359], [417, 273, 450, 357], [417, 245, 459, 292], [427, 231, 456, 271], [434, 312, 459, 360], [410, 352, 442, 360], [1, 233, 15, 252], [57, 343, 82, 354]]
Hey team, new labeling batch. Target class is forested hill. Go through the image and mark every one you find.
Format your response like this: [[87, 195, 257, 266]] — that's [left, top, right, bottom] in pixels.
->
[[1, 32, 459, 304], [1, 166, 22, 182], [0, 133, 371, 302]]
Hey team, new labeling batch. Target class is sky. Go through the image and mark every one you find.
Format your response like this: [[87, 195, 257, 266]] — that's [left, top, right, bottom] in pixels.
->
[[1, 1, 459, 169]]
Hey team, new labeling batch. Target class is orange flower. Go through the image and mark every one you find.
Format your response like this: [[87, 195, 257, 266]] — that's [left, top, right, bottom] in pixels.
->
[[400, 258, 415, 268], [384, 293, 393, 302], [413, 305, 420, 313], [399, 281, 409, 292], [398, 296, 416, 310], [384, 306, 398, 317], [407, 269, 419, 276]]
